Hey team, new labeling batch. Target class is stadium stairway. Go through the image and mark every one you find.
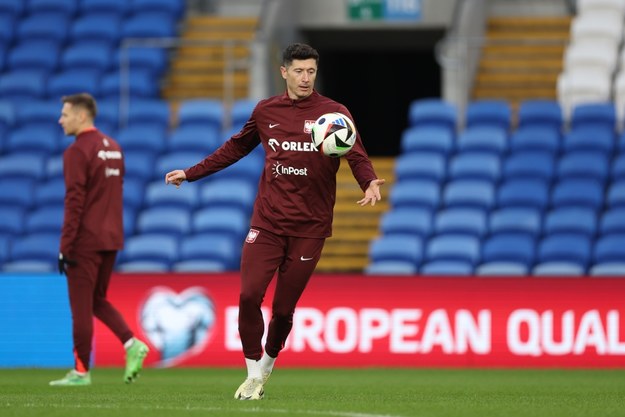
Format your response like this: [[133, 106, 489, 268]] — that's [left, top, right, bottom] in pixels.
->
[[316, 157, 394, 273], [473, 16, 570, 114], [162, 15, 256, 103]]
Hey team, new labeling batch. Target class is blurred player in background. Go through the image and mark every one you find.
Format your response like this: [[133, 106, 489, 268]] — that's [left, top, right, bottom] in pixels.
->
[[165, 43, 385, 400], [50, 93, 149, 386]]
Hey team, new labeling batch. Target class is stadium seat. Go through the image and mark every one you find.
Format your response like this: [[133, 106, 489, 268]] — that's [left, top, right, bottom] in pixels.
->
[[7, 40, 60, 73], [589, 262, 625, 276], [365, 260, 418, 275], [593, 234, 625, 264], [0, 70, 47, 101], [116, 47, 168, 78], [168, 125, 221, 154], [143, 180, 199, 210], [497, 179, 550, 210], [489, 207, 542, 237], [419, 260, 474, 276], [155, 151, 206, 180], [425, 234, 481, 265], [25, 206, 64, 234], [563, 41, 618, 81], [475, 261, 529, 276], [34, 178, 65, 207], [537, 233, 592, 268], [394, 152, 446, 182], [400, 126, 454, 156], [47, 70, 102, 100], [0, 0, 25, 18], [509, 126, 560, 155], [69, 13, 122, 44], [121, 13, 176, 38], [562, 126, 614, 155], [16, 12, 69, 43], [0, 14, 15, 47], [442, 179, 495, 211], [116, 260, 170, 272], [123, 207, 136, 236], [172, 260, 228, 273], [0, 207, 25, 235], [119, 234, 179, 268], [556, 71, 611, 120], [127, 99, 170, 129], [199, 179, 256, 212], [0, 234, 10, 264], [389, 179, 440, 210], [177, 99, 224, 131], [124, 151, 156, 182], [192, 207, 249, 240], [100, 69, 158, 99], [2, 260, 56, 273], [556, 151, 609, 182], [210, 152, 264, 184], [9, 232, 59, 263], [0, 154, 45, 181], [407, 98, 457, 135], [551, 179, 604, 210], [379, 208, 433, 238], [568, 94, 617, 131], [448, 152, 500, 183], [230, 99, 257, 130], [611, 154, 625, 180], [130, 0, 186, 19], [0, 100, 15, 131], [532, 261, 586, 276], [517, 99, 563, 132], [136, 207, 191, 236], [4, 127, 59, 156], [606, 180, 625, 208], [465, 99, 511, 131], [481, 233, 535, 267], [14, 101, 60, 130], [123, 177, 145, 210], [178, 233, 241, 270], [27, 0, 78, 16], [503, 151, 555, 183], [0, 179, 35, 210], [433, 208, 487, 237], [599, 208, 625, 236], [455, 126, 507, 155], [79, 0, 129, 16], [117, 124, 167, 155], [60, 42, 112, 73], [368, 235, 423, 265]]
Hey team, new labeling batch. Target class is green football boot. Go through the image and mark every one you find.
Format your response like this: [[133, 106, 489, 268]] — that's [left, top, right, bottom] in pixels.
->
[[49, 370, 91, 386], [123, 339, 149, 384]]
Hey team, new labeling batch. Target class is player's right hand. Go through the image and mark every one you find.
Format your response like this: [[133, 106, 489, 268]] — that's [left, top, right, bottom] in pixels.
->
[[58, 253, 77, 275], [165, 170, 187, 187]]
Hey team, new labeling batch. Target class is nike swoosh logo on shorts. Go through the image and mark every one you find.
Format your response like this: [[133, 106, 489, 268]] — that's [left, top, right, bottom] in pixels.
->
[[300, 256, 314, 261], [269, 123, 280, 128]]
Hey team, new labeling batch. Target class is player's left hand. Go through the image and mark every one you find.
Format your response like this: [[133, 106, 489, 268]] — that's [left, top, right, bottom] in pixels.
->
[[58, 253, 77, 275], [357, 178, 385, 207]]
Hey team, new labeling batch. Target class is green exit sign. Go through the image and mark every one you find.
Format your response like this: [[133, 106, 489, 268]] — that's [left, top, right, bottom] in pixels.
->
[[347, 0, 383, 20]]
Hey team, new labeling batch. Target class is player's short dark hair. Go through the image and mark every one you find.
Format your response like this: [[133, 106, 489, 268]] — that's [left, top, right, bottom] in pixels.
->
[[61, 93, 98, 119], [282, 43, 319, 67]]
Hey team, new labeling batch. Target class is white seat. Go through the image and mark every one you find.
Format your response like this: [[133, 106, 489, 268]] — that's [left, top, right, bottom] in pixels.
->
[[563, 42, 618, 77], [557, 69, 612, 120], [578, 0, 625, 17], [612, 70, 625, 129], [570, 13, 623, 50]]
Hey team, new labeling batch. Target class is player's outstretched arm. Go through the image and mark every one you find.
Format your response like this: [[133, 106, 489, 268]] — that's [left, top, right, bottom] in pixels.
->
[[357, 178, 385, 207], [165, 169, 187, 187]]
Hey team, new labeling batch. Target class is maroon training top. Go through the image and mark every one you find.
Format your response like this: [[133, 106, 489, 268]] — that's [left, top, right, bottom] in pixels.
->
[[184, 90, 378, 238], [60, 128, 125, 255]]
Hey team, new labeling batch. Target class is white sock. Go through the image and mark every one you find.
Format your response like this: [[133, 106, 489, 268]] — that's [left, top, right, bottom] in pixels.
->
[[123, 338, 135, 350], [260, 353, 276, 375], [245, 358, 262, 380]]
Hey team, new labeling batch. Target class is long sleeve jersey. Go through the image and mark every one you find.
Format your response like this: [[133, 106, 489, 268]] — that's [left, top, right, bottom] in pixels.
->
[[184, 90, 378, 238], [60, 128, 124, 255]]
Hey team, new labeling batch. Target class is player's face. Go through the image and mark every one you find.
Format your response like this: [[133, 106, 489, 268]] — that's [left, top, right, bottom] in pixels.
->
[[281, 58, 317, 100], [58, 103, 82, 136]]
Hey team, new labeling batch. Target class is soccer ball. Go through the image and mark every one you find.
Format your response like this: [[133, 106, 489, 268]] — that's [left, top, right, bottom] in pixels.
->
[[310, 112, 357, 158]]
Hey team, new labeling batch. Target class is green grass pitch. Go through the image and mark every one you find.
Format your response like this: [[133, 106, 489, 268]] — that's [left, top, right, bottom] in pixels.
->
[[1, 368, 624, 417]]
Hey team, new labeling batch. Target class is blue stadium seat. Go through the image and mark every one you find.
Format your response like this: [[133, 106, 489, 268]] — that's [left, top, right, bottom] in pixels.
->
[[442, 179, 494, 211], [144, 180, 198, 210], [14, 100, 60, 130], [27, 0, 78, 17], [497, 179, 549, 210], [465, 99, 511, 131], [475, 261, 529, 276], [116, 47, 168, 78], [481, 233, 535, 266], [192, 207, 249, 240], [79, 0, 129, 16], [599, 208, 625, 236], [60, 42, 112, 73], [589, 262, 625, 276], [0, 70, 47, 100], [9, 232, 59, 264], [25, 206, 64, 234], [123, 177, 145, 210], [100, 69, 157, 99], [407, 98, 457, 135], [509, 127, 560, 155], [178, 233, 241, 270], [419, 260, 474, 275], [0, 14, 15, 46], [0, 0, 25, 18], [16, 13, 69, 43], [425, 234, 481, 265], [4, 127, 58, 156], [130, 0, 186, 19], [556, 151, 609, 183], [368, 235, 423, 265], [121, 13, 176, 38], [116, 260, 170, 272], [607, 180, 625, 208], [47, 70, 102, 100], [0, 207, 25, 235], [70, 13, 122, 45], [570, 102, 616, 131], [210, 152, 264, 184], [365, 260, 418, 275], [433, 208, 487, 237], [551, 179, 604, 210], [2, 260, 56, 273], [532, 262, 585, 276], [502, 151, 555, 182], [0, 179, 35, 209], [448, 152, 500, 182], [489, 207, 542, 237], [394, 152, 446, 182], [124, 151, 155, 182], [127, 99, 170, 129], [231, 99, 257, 130], [0, 234, 10, 264], [611, 153, 625, 180], [563, 126, 614, 155], [95, 100, 119, 131], [117, 124, 167, 155], [456, 126, 507, 155], [123, 207, 136, 236], [517, 99, 563, 132], [593, 234, 625, 264], [177, 99, 224, 131], [544, 207, 597, 238], [136, 207, 191, 236], [168, 125, 221, 154], [379, 208, 433, 238], [34, 178, 65, 207], [0, 100, 15, 131], [172, 260, 228, 273], [45, 155, 64, 180], [0, 154, 45, 181], [400, 126, 454, 156], [389, 179, 440, 210], [7, 40, 60, 72], [199, 179, 256, 212], [119, 234, 179, 267], [537, 233, 592, 268], [155, 151, 206, 180]]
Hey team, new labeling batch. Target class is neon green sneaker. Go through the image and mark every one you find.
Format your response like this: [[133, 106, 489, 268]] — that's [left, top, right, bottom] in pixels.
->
[[234, 378, 264, 400], [123, 339, 149, 384], [49, 370, 91, 386]]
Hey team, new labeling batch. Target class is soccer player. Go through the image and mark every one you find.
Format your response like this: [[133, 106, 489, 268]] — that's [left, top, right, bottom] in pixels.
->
[[165, 43, 385, 400], [50, 93, 149, 386]]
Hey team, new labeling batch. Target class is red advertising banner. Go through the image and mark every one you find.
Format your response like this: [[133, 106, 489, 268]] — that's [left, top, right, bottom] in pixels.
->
[[94, 274, 625, 368]]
